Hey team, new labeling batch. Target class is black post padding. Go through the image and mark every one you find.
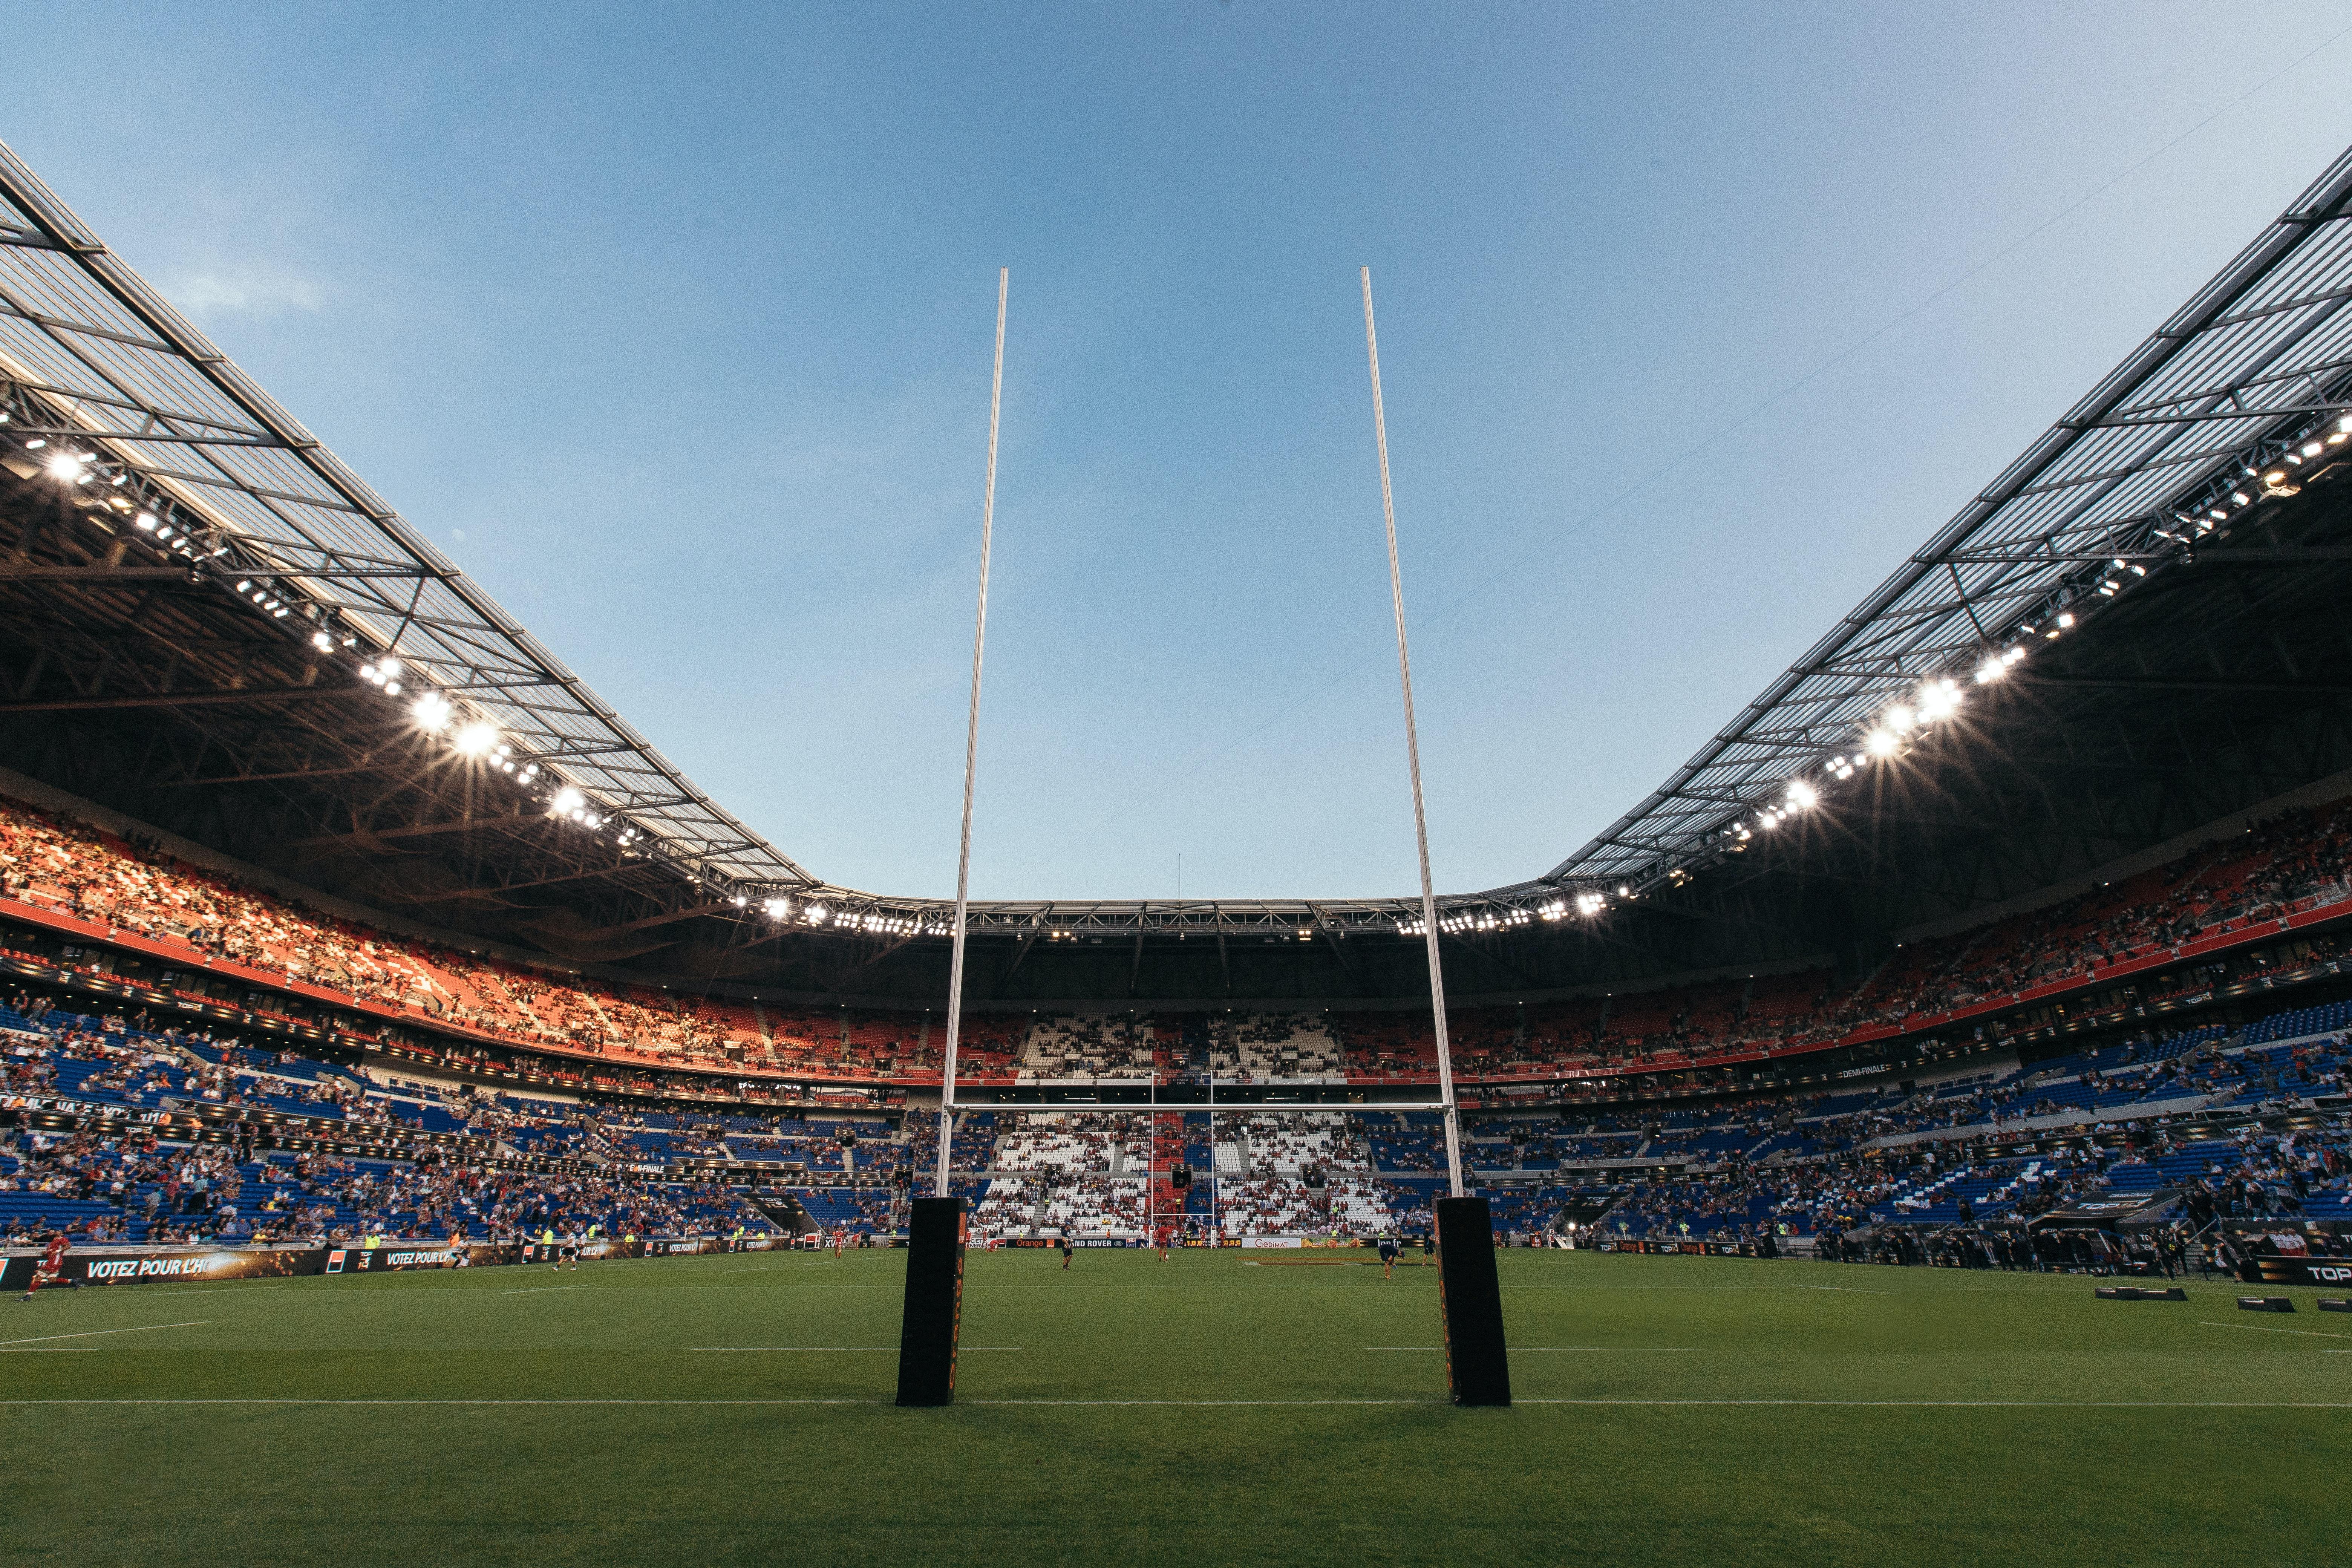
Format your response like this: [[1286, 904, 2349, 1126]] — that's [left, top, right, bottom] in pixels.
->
[[1435, 1196, 1510, 1407], [896, 1197, 966, 1406]]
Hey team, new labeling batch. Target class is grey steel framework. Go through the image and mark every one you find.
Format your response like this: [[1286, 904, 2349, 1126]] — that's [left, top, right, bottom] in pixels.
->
[[1548, 145, 2352, 897], [8, 136, 2352, 942], [0, 141, 815, 900]]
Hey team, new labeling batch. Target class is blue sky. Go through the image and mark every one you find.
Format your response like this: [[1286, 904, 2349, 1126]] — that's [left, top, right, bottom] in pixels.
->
[[6, 3, 2348, 901]]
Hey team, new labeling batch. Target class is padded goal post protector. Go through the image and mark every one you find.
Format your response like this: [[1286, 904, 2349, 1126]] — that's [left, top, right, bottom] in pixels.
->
[[896, 1197, 966, 1407], [1435, 1196, 1510, 1407]]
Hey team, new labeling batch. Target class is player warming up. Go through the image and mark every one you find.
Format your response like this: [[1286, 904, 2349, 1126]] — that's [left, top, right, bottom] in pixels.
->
[[19, 1230, 78, 1300], [1060, 1236, 1074, 1271], [1378, 1234, 1401, 1278], [1156, 1223, 1172, 1261]]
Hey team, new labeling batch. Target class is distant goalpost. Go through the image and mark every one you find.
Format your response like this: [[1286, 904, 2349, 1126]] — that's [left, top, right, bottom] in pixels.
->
[[895, 268, 1505, 1409]]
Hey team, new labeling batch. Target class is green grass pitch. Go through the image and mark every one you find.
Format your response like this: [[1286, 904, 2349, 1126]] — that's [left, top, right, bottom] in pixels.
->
[[3, 1246, 2345, 1566]]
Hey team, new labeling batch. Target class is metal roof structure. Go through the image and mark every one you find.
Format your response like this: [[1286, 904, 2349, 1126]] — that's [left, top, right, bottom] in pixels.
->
[[1548, 145, 2352, 898], [0, 140, 815, 899]]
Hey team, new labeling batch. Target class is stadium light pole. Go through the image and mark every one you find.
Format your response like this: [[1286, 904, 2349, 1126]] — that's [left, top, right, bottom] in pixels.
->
[[934, 266, 1008, 1199], [1360, 267, 1465, 1200]]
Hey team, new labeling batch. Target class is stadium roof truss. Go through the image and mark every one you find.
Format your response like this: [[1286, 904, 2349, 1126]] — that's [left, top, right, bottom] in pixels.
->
[[1548, 145, 2352, 899], [0, 141, 816, 900]]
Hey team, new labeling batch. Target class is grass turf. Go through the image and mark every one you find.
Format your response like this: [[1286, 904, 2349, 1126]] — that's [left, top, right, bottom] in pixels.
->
[[2, 1246, 2346, 1565]]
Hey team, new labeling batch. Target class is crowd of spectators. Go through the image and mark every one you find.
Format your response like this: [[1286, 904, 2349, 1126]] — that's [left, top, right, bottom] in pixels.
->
[[9, 787, 2352, 1098]]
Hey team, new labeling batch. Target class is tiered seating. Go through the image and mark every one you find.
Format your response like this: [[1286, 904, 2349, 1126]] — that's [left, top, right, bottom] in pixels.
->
[[1015, 1016, 1156, 1083]]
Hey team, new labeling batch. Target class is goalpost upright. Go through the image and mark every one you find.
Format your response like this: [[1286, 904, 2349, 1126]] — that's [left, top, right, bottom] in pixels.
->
[[931, 266, 1008, 1202], [1359, 267, 1464, 1202]]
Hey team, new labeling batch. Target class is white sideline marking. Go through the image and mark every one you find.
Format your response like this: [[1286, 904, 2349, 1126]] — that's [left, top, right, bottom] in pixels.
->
[[0, 1348, 96, 1352], [691, 1346, 1024, 1352], [1790, 1285, 1893, 1295], [499, 1286, 588, 1295], [1363, 1346, 1701, 1352], [969, 1400, 1440, 1406], [0, 1320, 207, 1347], [0, 1398, 883, 1406], [2200, 1320, 2352, 1340], [1512, 1400, 2352, 1407], [2, 1397, 2347, 1409]]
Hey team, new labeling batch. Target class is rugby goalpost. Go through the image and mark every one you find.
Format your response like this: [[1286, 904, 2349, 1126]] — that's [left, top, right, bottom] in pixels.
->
[[896, 268, 1507, 1408]]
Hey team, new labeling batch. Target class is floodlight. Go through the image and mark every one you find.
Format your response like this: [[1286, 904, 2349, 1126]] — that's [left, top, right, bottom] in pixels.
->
[[1786, 780, 1818, 809], [412, 692, 452, 731], [1885, 704, 1915, 732], [550, 786, 586, 815], [453, 721, 498, 757], [2056, 612, 2075, 629], [135, 513, 158, 531], [1865, 729, 1898, 758]]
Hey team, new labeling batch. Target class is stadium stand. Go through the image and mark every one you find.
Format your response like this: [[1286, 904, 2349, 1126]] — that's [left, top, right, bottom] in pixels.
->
[[9, 787, 2352, 1108]]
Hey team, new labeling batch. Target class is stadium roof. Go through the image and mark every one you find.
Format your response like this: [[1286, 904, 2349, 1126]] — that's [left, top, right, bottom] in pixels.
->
[[1548, 145, 2352, 898], [0, 140, 816, 898]]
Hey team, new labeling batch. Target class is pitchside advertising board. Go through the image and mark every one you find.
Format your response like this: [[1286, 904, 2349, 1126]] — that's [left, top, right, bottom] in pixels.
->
[[2239, 1254, 2352, 1288], [0, 1235, 790, 1290], [1597, 1239, 1774, 1257]]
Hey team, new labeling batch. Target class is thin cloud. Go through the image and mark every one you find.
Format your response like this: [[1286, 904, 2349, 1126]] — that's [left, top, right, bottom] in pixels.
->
[[160, 259, 328, 323]]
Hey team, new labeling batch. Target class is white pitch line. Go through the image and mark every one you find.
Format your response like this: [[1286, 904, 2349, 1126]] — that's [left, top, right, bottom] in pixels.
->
[[1512, 1399, 2352, 1407], [0, 1348, 96, 1353], [499, 1285, 588, 1295], [966, 1399, 1442, 1406], [0, 1320, 208, 1347], [690, 1346, 1024, 1352], [1363, 1346, 1700, 1352], [2200, 1320, 2352, 1340], [0, 1398, 883, 1406], [1, 1396, 2345, 1409]]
